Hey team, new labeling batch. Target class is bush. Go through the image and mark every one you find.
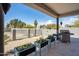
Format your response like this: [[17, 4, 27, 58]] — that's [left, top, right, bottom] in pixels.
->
[[47, 35, 52, 39], [35, 37, 47, 44], [15, 43, 33, 51], [26, 24, 35, 29]]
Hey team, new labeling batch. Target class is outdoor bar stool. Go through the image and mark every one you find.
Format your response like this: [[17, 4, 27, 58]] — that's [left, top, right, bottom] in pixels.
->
[[47, 35, 55, 48], [53, 33, 61, 41], [53, 33, 62, 45]]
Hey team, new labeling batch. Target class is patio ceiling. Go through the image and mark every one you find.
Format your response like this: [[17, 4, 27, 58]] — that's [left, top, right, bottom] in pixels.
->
[[25, 3, 79, 18]]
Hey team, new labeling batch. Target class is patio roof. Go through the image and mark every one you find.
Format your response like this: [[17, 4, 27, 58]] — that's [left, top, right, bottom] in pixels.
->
[[25, 3, 79, 18]]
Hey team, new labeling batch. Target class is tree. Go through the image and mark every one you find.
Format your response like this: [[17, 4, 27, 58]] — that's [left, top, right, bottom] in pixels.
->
[[26, 24, 34, 28], [72, 16, 79, 27], [74, 20, 79, 27], [6, 19, 26, 29], [34, 20, 38, 28], [6, 23, 10, 29], [40, 25, 46, 29], [46, 24, 57, 29]]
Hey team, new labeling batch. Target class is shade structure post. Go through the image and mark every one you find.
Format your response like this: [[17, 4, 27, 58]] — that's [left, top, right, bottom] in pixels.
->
[[0, 4, 4, 56], [11, 28, 16, 40], [56, 17, 59, 40], [28, 29, 30, 38]]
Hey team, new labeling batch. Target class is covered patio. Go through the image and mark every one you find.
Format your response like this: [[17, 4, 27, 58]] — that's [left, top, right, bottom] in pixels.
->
[[25, 3, 79, 40], [0, 3, 79, 56]]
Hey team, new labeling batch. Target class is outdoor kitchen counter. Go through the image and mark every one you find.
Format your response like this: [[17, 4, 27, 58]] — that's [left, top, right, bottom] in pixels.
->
[[53, 33, 74, 43]]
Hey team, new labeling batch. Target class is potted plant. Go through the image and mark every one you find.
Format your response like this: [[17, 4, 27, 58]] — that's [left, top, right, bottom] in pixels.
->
[[46, 35, 55, 47], [34, 37, 48, 55], [47, 35, 55, 42], [35, 37, 48, 48], [14, 43, 36, 56]]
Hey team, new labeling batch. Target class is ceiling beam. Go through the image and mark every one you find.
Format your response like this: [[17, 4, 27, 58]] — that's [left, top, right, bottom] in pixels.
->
[[59, 10, 79, 17], [25, 3, 59, 18], [35, 3, 59, 17]]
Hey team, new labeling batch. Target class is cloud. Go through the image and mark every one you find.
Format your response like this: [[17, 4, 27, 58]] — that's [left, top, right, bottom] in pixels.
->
[[38, 17, 79, 26], [46, 20, 54, 24], [38, 20, 55, 26], [62, 17, 78, 26]]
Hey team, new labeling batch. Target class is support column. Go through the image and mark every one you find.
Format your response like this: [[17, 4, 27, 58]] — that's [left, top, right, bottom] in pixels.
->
[[11, 28, 16, 40], [0, 4, 4, 56], [28, 29, 30, 38], [56, 17, 59, 40]]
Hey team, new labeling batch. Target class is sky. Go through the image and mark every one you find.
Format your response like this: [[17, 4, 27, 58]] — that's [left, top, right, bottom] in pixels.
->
[[4, 3, 78, 27]]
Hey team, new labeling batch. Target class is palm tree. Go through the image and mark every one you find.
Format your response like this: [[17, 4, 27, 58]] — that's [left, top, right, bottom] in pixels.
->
[[34, 20, 38, 28], [34, 20, 38, 36]]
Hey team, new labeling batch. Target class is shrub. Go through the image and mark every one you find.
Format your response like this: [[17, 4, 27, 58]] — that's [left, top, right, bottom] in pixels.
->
[[15, 43, 33, 51], [47, 35, 52, 39], [35, 37, 47, 44]]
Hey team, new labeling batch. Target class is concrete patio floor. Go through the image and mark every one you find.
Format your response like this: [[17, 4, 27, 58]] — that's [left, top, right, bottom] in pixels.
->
[[29, 37, 79, 56], [7, 36, 79, 56]]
